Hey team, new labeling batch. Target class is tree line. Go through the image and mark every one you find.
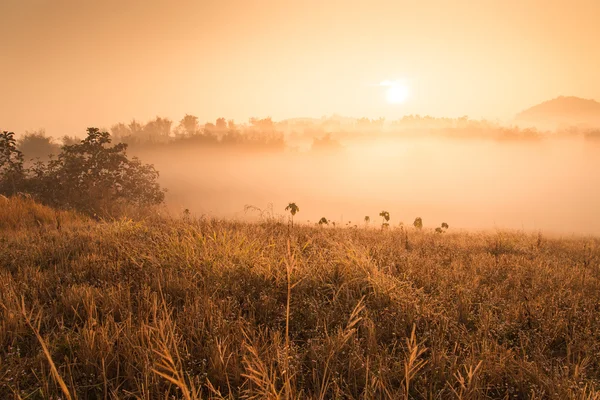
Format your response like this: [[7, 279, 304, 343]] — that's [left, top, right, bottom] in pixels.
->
[[15, 112, 598, 165]]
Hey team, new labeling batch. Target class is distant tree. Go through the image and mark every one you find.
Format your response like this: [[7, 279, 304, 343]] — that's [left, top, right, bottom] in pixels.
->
[[250, 117, 275, 132], [435, 227, 443, 234], [441, 222, 449, 229], [204, 122, 216, 136], [0, 131, 25, 196], [17, 129, 60, 162], [318, 217, 329, 226], [413, 217, 423, 230], [110, 123, 131, 142], [285, 202, 300, 228], [61, 135, 81, 146], [364, 216, 370, 224], [174, 114, 200, 138], [216, 117, 227, 132], [143, 116, 172, 143], [128, 120, 144, 138]]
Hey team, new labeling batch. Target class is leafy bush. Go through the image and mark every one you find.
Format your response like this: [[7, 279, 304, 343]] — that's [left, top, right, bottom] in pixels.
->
[[1, 128, 165, 217], [0, 131, 25, 196]]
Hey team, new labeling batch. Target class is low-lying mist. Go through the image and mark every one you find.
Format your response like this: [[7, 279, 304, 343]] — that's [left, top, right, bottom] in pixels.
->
[[134, 136, 600, 235]]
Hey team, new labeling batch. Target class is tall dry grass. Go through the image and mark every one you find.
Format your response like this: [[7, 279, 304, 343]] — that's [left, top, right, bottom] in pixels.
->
[[0, 197, 599, 399], [0, 194, 84, 231]]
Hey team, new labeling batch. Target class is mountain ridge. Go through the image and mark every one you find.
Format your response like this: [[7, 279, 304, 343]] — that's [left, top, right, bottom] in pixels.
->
[[515, 96, 600, 129]]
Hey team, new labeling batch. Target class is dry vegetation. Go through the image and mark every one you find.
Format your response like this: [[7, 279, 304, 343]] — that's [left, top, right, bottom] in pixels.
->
[[1, 197, 599, 399]]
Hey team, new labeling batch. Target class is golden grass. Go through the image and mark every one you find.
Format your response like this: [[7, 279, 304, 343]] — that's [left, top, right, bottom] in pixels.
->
[[0, 194, 85, 231], [0, 197, 599, 399]]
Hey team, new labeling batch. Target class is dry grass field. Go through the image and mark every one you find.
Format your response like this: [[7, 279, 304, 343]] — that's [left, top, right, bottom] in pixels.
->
[[1, 197, 599, 399]]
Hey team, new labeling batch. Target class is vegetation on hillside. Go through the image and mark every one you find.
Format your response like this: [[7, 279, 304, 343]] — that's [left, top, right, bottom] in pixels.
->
[[1, 197, 599, 399]]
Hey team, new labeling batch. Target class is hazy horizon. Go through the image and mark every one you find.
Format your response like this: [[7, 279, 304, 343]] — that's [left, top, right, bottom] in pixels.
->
[[2, 0, 600, 135]]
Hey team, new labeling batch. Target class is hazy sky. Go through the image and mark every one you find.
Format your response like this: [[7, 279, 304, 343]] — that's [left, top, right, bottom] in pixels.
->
[[1, 0, 599, 136]]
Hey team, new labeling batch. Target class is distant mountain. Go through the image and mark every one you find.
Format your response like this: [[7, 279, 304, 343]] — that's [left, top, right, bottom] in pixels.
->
[[515, 96, 600, 130]]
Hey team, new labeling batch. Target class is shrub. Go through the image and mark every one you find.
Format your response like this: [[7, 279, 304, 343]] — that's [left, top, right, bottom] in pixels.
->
[[3, 128, 165, 218], [0, 131, 25, 196]]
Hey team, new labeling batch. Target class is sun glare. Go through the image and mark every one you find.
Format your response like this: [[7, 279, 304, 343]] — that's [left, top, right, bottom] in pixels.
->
[[385, 84, 409, 104]]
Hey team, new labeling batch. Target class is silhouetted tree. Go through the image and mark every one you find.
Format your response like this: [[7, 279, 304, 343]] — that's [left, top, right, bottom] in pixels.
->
[[110, 123, 131, 142], [61, 135, 81, 146], [204, 122, 216, 136], [30, 128, 165, 216], [17, 129, 60, 162], [176, 114, 200, 137], [0, 131, 25, 196], [216, 117, 227, 131], [128, 120, 144, 138], [250, 117, 275, 132], [143, 116, 172, 143]]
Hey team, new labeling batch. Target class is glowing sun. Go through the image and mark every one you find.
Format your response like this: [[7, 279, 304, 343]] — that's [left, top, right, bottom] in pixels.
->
[[385, 83, 409, 104]]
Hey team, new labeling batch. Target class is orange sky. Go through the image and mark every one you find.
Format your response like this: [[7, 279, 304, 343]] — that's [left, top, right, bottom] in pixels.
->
[[1, 0, 599, 136]]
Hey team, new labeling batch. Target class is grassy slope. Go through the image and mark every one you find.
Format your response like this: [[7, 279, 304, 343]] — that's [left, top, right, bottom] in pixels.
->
[[1, 197, 599, 399]]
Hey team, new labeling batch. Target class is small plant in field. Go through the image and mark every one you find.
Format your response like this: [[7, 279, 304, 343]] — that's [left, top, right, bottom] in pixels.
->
[[285, 202, 299, 227], [318, 217, 329, 226], [435, 222, 449, 233], [435, 222, 449, 234], [364, 216, 370, 225], [413, 217, 423, 230], [379, 210, 390, 230], [244, 203, 276, 223]]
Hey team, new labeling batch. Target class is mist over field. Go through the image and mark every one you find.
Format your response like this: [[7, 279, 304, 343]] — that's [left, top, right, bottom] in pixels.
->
[[131, 136, 600, 234], [4, 1, 600, 398]]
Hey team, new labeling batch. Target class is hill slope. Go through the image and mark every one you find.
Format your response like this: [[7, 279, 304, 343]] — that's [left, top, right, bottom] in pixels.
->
[[515, 96, 600, 129]]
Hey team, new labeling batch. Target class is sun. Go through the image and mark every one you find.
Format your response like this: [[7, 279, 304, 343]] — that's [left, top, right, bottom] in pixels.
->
[[386, 84, 409, 104]]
